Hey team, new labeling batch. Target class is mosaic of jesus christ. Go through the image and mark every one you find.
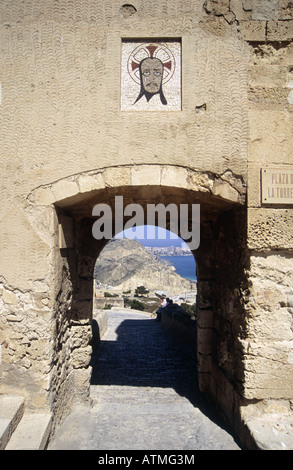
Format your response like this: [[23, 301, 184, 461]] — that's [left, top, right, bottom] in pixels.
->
[[134, 56, 167, 105], [121, 41, 181, 111]]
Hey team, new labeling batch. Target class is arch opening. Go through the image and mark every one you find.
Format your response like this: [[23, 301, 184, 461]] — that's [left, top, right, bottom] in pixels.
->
[[92, 224, 197, 312], [51, 180, 247, 432], [90, 225, 199, 403]]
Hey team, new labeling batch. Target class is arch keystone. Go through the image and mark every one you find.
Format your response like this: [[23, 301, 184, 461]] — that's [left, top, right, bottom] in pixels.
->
[[78, 173, 104, 194], [103, 167, 131, 188], [52, 180, 79, 202], [161, 166, 188, 189]]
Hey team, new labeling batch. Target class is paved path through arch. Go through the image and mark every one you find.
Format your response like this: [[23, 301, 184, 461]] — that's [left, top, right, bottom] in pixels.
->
[[49, 309, 240, 450]]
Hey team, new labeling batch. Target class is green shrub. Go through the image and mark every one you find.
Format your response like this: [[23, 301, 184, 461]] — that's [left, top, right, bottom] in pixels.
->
[[135, 286, 149, 296], [180, 303, 197, 319], [125, 298, 145, 311]]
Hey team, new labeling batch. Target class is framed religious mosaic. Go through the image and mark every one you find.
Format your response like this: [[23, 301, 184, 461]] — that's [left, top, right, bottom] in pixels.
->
[[121, 39, 181, 111]]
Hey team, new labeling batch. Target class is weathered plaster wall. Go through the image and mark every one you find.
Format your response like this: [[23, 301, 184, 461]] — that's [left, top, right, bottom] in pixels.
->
[[0, 0, 249, 407]]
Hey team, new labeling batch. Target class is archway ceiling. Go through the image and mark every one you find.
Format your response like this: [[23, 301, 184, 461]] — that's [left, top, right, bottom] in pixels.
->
[[55, 184, 241, 222]]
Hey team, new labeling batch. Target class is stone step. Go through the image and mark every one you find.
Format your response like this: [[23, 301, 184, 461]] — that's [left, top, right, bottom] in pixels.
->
[[5, 412, 52, 450], [0, 395, 25, 450]]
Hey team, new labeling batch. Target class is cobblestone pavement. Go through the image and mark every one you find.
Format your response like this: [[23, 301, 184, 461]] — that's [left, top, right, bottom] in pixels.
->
[[48, 310, 241, 450]]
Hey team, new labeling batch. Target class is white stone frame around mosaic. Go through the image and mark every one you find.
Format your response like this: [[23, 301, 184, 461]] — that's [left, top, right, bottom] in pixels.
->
[[121, 40, 182, 111]]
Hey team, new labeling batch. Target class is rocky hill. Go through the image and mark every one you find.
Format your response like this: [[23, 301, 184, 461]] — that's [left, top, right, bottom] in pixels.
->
[[94, 238, 195, 295]]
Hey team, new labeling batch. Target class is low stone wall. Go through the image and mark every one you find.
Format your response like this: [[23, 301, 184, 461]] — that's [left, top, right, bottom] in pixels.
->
[[95, 298, 124, 310], [160, 306, 197, 353], [92, 310, 108, 344]]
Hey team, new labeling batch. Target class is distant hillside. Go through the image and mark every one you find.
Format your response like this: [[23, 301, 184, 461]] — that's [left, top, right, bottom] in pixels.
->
[[94, 238, 195, 295]]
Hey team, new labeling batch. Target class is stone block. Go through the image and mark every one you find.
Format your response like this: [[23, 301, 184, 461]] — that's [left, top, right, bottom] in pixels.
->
[[131, 165, 161, 186], [198, 371, 212, 394], [240, 20, 266, 41], [204, 0, 230, 15], [215, 369, 235, 423], [279, 0, 293, 19], [70, 324, 92, 350], [161, 166, 188, 189], [72, 368, 92, 392], [267, 20, 293, 41], [78, 173, 104, 193], [52, 180, 79, 202], [248, 85, 289, 103], [246, 298, 293, 342], [248, 253, 293, 319], [33, 187, 55, 206], [251, 0, 278, 20], [212, 180, 240, 203], [93, 310, 108, 339], [103, 166, 131, 188], [230, 1, 251, 20], [71, 300, 93, 322], [197, 309, 214, 328], [197, 327, 213, 355], [58, 214, 74, 249], [197, 281, 212, 309], [241, 340, 293, 399], [197, 353, 212, 373], [244, 412, 293, 450], [71, 346, 92, 369], [248, 208, 293, 249], [5, 412, 52, 450], [249, 65, 288, 87]]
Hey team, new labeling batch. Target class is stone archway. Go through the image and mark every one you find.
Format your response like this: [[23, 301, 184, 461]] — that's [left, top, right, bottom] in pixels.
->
[[37, 164, 247, 432]]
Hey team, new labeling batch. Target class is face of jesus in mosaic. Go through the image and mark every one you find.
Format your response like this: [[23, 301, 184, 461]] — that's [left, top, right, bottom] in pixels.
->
[[140, 58, 164, 95]]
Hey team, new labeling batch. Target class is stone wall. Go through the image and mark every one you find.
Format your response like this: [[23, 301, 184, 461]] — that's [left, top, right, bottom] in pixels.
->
[[161, 306, 197, 352], [95, 298, 124, 309], [0, 0, 249, 407], [244, 0, 293, 437], [93, 310, 108, 342], [195, 206, 249, 432]]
